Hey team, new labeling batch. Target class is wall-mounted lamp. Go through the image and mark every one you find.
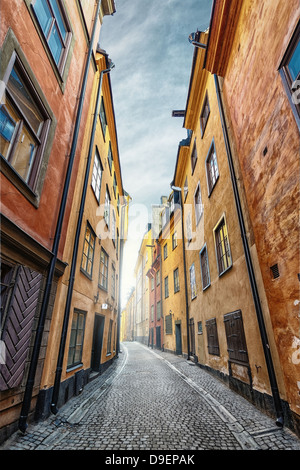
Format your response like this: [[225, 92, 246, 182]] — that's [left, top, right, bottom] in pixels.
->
[[188, 32, 207, 50]]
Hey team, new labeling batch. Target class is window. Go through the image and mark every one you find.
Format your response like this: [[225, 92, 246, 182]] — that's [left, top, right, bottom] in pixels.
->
[[91, 148, 103, 202], [200, 93, 210, 136], [81, 223, 95, 277], [67, 309, 86, 368], [163, 243, 168, 260], [111, 264, 116, 299], [206, 141, 219, 196], [0, 55, 51, 189], [116, 228, 119, 259], [164, 276, 169, 298], [194, 183, 203, 225], [206, 318, 220, 356], [104, 187, 110, 227], [156, 270, 160, 286], [224, 310, 249, 365], [165, 314, 172, 334], [113, 172, 117, 197], [191, 140, 198, 174], [107, 142, 113, 173], [174, 268, 180, 293], [184, 176, 188, 201], [189, 263, 197, 300], [170, 193, 175, 214], [151, 305, 154, 322], [186, 212, 192, 243], [99, 248, 109, 290], [157, 301, 161, 320], [111, 208, 116, 245], [197, 321, 203, 335], [172, 231, 177, 250], [214, 217, 232, 275], [100, 97, 107, 138], [200, 244, 211, 290], [279, 20, 300, 126], [33, 0, 72, 74], [107, 319, 113, 354]]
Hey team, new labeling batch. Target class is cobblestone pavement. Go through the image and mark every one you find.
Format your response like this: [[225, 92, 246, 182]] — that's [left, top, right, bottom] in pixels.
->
[[1, 341, 300, 453]]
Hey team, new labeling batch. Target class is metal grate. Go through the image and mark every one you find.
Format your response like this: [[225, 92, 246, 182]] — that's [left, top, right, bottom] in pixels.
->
[[270, 264, 280, 279]]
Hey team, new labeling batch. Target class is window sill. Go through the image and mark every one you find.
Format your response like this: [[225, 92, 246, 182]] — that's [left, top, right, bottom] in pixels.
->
[[80, 267, 93, 281], [218, 264, 233, 278], [66, 362, 83, 373]]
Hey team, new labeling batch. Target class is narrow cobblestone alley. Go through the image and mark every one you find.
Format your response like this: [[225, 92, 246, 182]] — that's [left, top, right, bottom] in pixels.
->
[[2, 342, 300, 455]]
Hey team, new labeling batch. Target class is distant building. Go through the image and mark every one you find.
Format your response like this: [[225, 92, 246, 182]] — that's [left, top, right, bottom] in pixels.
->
[[158, 191, 188, 357], [146, 239, 163, 350], [121, 288, 135, 342], [134, 225, 152, 345]]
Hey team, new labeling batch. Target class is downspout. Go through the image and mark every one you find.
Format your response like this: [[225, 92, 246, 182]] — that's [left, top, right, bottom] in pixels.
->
[[19, 0, 102, 433], [51, 59, 114, 415], [214, 74, 284, 427]]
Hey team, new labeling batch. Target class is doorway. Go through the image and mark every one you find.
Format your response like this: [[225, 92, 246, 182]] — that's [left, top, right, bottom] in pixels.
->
[[175, 322, 182, 355], [91, 314, 104, 372], [156, 326, 161, 349]]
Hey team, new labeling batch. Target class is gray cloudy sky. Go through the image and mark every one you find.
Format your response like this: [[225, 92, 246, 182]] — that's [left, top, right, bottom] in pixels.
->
[[99, 0, 213, 303]]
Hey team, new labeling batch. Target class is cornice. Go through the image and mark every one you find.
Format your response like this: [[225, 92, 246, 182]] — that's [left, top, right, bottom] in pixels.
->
[[204, 0, 243, 76]]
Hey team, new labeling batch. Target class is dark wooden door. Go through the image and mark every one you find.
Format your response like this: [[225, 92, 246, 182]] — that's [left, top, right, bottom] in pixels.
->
[[175, 323, 182, 355], [0, 265, 42, 391]]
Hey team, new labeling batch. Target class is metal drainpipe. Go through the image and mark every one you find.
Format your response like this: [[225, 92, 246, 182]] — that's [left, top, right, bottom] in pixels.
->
[[214, 74, 284, 427], [18, 0, 102, 433], [51, 61, 114, 414]]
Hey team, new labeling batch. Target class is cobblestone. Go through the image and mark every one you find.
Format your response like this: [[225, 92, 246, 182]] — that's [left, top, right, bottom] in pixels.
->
[[1, 341, 300, 453]]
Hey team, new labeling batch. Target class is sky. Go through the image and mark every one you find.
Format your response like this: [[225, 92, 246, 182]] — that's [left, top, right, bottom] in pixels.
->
[[99, 0, 213, 306]]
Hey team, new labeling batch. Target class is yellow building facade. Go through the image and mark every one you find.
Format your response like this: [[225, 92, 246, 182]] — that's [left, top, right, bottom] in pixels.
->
[[38, 47, 128, 417], [134, 226, 153, 344]]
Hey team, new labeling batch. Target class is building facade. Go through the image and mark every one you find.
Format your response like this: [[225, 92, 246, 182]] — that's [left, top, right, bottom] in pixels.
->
[[171, 29, 287, 428], [203, 0, 300, 436], [38, 46, 128, 418], [0, 0, 117, 442], [158, 192, 188, 357], [146, 240, 163, 350]]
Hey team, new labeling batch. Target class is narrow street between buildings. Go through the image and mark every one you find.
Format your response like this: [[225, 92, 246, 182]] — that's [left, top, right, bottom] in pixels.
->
[[2, 342, 300, 453]]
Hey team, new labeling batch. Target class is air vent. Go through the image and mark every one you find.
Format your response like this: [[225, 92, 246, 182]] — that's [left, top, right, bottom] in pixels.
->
[[270, 264, 280, 279]]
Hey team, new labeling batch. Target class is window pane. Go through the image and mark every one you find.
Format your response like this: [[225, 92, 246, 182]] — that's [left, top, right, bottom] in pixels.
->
[[10, 125, 38, 182], [0, 105, 16, 157], [49, 0, 67, 40], [48, 23, 63, 64], [289, 39, 300, 81], [8, 67, 44, 135], [34, 0, 52, 37]]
